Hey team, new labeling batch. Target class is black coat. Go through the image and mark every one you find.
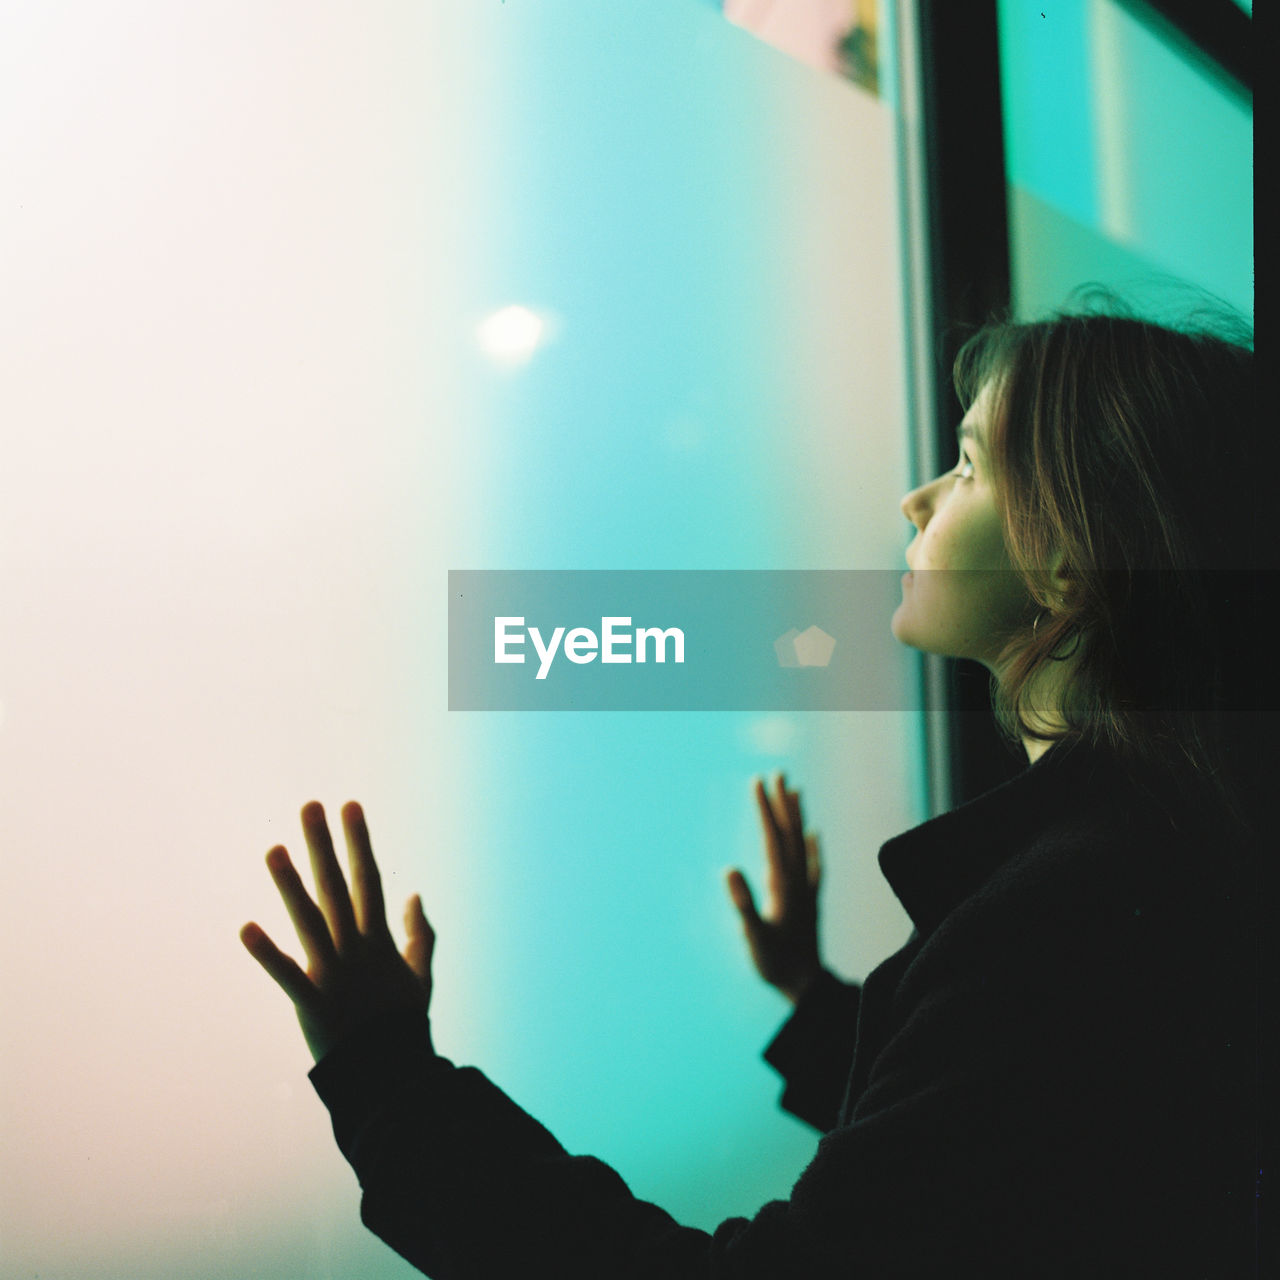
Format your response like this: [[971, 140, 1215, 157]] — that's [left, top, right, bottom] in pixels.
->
[[309, 740, 1258, 1277]]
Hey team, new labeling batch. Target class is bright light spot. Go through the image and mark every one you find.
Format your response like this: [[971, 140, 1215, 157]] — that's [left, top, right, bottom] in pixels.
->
[[476, 305, 555, 367], [742, 716, 799, 756]]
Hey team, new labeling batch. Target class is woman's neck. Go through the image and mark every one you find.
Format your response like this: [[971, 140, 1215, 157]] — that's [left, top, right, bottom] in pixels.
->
[[1016, 646, 1081, 764]]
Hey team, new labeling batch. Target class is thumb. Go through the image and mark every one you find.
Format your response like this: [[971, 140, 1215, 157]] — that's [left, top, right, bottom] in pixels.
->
[[403, 894, 435, 984], [726, 869, 762, 929]]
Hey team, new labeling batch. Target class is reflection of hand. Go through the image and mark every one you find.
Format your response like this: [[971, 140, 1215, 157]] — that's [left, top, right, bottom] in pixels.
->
[[726, 775, 824, 1005], [240, 800, 434, 1063]]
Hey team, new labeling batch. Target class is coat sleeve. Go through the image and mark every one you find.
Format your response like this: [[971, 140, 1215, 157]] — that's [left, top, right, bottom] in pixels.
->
[[307, 860, 1250, 1280], [304, 941, 1129, 1277], [309, 1009, 814, 1279], [761, 969, 861, 1132]]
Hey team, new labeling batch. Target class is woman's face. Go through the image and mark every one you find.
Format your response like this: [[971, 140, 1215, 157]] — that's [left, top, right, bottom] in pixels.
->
[[891, 382, 1033, 667]]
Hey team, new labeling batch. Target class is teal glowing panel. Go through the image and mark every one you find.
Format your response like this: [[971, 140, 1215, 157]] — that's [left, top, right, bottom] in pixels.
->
[[0, 2, 921, 1276], [999, 0, 1252, 320]]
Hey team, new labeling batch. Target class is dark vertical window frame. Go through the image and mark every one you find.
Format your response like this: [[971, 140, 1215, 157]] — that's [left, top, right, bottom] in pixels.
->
[[915, 0, 1022, 806]]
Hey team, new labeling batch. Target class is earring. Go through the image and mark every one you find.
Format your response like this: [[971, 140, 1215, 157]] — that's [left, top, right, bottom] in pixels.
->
[[1034, 593, 1067, 635], [1049, 631, 1081, 661]]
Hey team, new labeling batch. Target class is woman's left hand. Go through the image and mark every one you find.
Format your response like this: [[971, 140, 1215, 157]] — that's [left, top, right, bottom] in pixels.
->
[[240, 800, 434, 1063]]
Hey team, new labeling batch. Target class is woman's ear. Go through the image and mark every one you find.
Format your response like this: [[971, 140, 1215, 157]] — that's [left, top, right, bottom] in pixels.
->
[[1047, 549, 1071, 606]]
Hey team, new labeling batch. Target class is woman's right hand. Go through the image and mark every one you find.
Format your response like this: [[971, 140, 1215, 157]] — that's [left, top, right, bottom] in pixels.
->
[[727, 774, 824, 1005]]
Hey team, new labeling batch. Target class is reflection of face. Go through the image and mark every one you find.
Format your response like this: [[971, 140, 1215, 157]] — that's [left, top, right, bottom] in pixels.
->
[[891, 383, 1032, 668]]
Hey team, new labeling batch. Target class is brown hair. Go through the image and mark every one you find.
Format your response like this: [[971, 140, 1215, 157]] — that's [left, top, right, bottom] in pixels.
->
[[953, 293, 1259, 826]]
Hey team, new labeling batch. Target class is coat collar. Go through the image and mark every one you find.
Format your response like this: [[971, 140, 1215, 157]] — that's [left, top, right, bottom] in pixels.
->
[[877, 737, 1111, 935]]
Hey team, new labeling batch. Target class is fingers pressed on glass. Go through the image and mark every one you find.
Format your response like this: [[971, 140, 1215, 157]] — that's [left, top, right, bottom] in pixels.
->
[[772, 776, 806, 881], [343, 801, 388, 937], [755, 778, 780, 838], [785, 787, 804, 841], [403, 895, 435, 982], [239, 921, 318, 1009], [774, 774, 790, 837], [404, 894, 433, 940], [756, 778, 786, 870], [780, 787, 803, 873], [726, 868, 756, 918], [266, 844, 339, 969], [806, 832, 822, 888], [302, 801, 360, 951]]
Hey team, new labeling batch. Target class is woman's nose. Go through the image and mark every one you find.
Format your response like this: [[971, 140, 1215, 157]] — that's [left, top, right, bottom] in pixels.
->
[[900, 481, 933, 530]]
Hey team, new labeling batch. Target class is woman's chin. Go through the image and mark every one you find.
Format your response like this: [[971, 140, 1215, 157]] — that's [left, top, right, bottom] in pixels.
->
[[890, 608, 960, 660], [889, 604, 919, 649]]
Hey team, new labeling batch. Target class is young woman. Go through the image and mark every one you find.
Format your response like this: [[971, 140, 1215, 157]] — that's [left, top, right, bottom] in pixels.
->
[[241, 304, 1260, 1277]]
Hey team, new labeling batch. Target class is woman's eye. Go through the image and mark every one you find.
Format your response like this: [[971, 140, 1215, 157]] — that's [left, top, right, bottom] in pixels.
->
[[955, 456, 974, 480]]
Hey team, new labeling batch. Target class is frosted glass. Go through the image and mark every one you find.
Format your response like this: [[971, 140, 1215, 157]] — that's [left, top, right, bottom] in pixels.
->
[[0, 2, 918, 1275]]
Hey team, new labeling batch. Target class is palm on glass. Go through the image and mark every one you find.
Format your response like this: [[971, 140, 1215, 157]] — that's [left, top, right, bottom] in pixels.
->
[[239, 800, 433, 1063], [727, 774, 824, 1005]]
